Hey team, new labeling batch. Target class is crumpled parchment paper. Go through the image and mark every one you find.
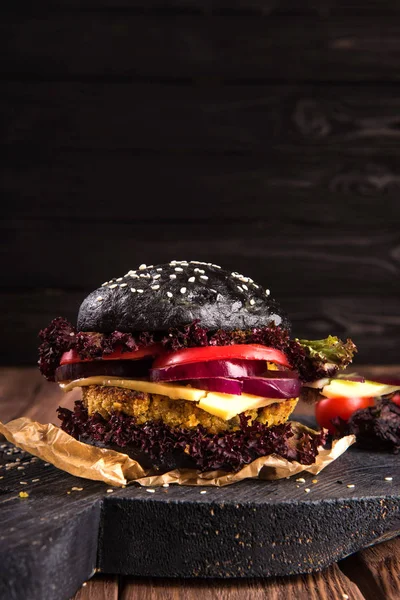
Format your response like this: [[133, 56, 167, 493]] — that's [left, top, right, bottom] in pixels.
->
[[0, 417, 355, 487]]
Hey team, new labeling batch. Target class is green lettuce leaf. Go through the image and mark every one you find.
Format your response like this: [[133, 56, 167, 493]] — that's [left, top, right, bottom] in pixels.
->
[[296, 335, 357, 376]]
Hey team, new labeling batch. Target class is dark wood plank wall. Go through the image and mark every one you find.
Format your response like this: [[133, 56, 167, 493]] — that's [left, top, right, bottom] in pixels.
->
[[1, 1, 400, 365]]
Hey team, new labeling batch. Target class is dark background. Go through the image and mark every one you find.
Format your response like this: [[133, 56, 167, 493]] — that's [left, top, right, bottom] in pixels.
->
[[1, 0, 400, 366]]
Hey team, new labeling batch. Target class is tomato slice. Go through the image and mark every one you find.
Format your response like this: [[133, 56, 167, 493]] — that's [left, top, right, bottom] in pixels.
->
[[60, 343, 164, 365], [152, 344, 290, 369], [315, 396, 374, 434]]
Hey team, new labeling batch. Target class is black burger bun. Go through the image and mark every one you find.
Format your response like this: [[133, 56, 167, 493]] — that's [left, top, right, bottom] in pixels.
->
[[77, 260, 291, 333]]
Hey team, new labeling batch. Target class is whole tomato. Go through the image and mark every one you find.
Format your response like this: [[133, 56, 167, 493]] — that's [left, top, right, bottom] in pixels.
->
[[391, 393, 400, 407], [315, 396, 374, 434]]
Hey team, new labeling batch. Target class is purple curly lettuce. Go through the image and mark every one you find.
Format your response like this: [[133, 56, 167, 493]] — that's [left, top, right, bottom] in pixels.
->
[[58, 401, 327, 472], [333, 398, 400, 454], [38, 317, 76, 381], [39, 318, 155, 381]]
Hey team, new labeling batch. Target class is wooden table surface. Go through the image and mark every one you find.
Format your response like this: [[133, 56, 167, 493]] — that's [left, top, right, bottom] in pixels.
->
[[0, 365, 399, 600]]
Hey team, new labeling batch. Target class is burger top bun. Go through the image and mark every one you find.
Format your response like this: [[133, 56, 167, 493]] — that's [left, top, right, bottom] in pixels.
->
[[77, 261, 291, 333]]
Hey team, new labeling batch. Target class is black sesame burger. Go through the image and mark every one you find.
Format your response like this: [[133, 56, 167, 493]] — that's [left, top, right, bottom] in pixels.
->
[[38, 261, 357, 472]]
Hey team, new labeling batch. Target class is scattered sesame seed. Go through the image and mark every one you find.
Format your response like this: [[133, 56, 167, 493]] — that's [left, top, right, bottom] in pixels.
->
[[188, 277, 195, 283], [137, 289, 144, 293], [96, 296, 103, 301], [106, 489, 114, 493], [252, 283, 259, 289], [249, 299, 255, 305], [116, 277, 123, 282], [19, 491, 29, 498], [265, 289, 270, 296], [162, 483, 169, 488], [82, 582, 87, 587], [130, 288, 136, 293], [242, 284, 248, 290], [32, 479, 40, 483], [119, 283, 127, 288], [212, 264, 221, 269], [200, 275, 208, 280], [0, 444, 6, 449], [199, 269, 205, 274], [146, 488, 156, 493], [304, 488, 311, 493], [167, 292, 173, 298], [151, 285, 160, 290], [109, 284, 117, 289], [17, 466, 24, 471], [130, 273, 139, 279], [170, 274, 177, 279], [347, 484, 355, 489], [200, 490, 207, 494], [312, 479, 318, 484], [156, 268, 162, 271], [139, 264, 147, 270], [180, 287, 187, 294], [210, 289, 217, 293], [384, 477, 393, 481], [237, 286, 243, 292], [175, 267, 183, 272], [342, 595, 349, 599], [20, 481, 28, 485], [66, 491, 71, 495], [139, 273, 146, 278], [153, 274, 161, 279], [101, 282, 108, 286], [72, 487, 83, 491], [296, 478, 306, 483]]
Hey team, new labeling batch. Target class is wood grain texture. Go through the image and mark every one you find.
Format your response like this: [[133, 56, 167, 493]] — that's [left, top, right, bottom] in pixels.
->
[[0, 367, 45, 422], [0, 448, 103, 600], [340, 537, 400, 600], [3, 152, 400, 222], [120, 565, 365, 600], [73, 576, 119, 600], [4, 83, 400, 151], [0, 367, 80, 424], [3, 16, 400, 81]]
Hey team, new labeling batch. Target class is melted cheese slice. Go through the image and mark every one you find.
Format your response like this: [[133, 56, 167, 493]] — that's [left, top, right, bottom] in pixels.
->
[[59, 377, 291, 421]]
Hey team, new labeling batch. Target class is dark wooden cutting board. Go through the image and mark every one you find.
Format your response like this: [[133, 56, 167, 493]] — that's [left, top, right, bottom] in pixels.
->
[[0, 439, 399, 600]]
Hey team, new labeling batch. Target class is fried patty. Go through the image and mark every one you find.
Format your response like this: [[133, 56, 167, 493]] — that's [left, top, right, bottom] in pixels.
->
[[82, 385, 298, 434]]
